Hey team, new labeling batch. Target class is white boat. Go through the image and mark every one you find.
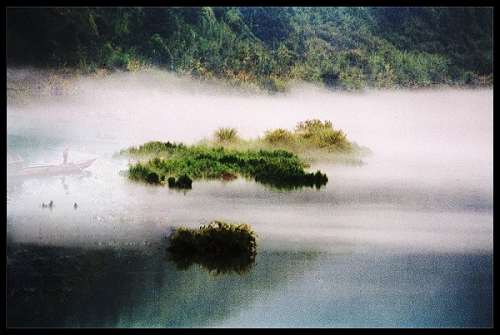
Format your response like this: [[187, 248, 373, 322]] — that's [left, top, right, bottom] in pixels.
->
[[7, 154, 97, 177]]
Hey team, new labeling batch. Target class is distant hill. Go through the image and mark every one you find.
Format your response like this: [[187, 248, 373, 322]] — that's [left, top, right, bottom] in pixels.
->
[[6, 7, 493, 91]]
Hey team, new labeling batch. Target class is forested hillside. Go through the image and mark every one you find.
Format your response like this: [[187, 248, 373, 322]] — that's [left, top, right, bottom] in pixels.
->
[[6, 7, 493, 92]]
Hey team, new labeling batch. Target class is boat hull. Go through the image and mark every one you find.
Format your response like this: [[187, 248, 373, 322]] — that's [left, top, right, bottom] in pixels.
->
[[7, 158, 97, 178]]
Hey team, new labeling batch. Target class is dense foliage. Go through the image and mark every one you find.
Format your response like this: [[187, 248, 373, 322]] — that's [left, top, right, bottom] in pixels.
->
[[167, 220, 257, 255], [125, 144, 328, 190], [7, 7, 493, 91], [166, 220, 257, 275]]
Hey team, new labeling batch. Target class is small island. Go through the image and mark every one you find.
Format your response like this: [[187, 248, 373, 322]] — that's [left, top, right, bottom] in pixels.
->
[[166, 220, 258, 275], [119, 119, 366, 190]]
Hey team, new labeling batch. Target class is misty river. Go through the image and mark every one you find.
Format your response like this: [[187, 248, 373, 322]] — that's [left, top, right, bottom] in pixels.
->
[[6, 69, 493, 328]]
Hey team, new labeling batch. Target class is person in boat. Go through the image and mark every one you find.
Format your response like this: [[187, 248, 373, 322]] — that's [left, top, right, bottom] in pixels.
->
[[63, 148, 69, 164]]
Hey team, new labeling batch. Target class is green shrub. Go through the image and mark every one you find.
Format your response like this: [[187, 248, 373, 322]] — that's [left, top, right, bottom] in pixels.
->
[[166, 220, 258, 257], [175, 174, 193, 189], [128, 163, 150, 181], [145, 171, 160, 184], [167, 174, 193, 189], [120, 141, 185, 156], [167, 177, 176, 188]]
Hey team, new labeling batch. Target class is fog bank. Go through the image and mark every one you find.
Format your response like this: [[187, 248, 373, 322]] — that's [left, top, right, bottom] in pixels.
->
[[7, 68, 493, 253]]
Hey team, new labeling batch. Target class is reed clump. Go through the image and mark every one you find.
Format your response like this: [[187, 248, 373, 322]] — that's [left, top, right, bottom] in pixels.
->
[[166, 220, 257, 256], [166, 220, 258, 275], [214, 127, 239, 143], [264, 119, 354, 152]]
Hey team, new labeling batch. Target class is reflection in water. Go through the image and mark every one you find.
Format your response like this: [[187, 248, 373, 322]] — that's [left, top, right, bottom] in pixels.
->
[[6, 243, 316, 328], [6, 242, 492, 328], [61, 176, 69, 194], [167, 249, 256, 275]]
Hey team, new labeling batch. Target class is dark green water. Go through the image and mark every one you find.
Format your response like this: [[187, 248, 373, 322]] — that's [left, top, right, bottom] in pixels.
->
[[6, 242, 493, 328]]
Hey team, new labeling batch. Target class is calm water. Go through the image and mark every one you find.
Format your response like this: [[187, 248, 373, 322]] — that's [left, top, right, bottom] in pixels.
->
[[6, 69, 493, 328]]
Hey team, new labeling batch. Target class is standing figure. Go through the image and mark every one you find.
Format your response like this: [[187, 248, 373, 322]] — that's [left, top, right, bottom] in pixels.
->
[[63, 148, 69, 164]]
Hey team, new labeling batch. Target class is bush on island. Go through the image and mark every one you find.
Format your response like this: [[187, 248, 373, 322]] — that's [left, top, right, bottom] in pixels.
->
[[166, 220, 258, 275]]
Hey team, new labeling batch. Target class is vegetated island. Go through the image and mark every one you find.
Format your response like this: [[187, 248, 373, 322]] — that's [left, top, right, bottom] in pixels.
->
[[166, 220, 257, 275], [119, 119, 369, 190]]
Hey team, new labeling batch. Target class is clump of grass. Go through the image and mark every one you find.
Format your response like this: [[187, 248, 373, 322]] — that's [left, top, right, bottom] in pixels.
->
[[259, 119, 368, 164], [210, 119, 365, 161], [167, 220, 257, 256], [214, 127, 238, 142], [166, 220, 258, 275], [264, 128, 294, 144], [263, 120, 352, 151], [118, 141, 186, 156], [294, 119, 353, 151]]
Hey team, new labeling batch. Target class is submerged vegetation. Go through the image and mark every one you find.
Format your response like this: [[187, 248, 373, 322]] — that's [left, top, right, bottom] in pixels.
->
[[166, 220, 257, 275]]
